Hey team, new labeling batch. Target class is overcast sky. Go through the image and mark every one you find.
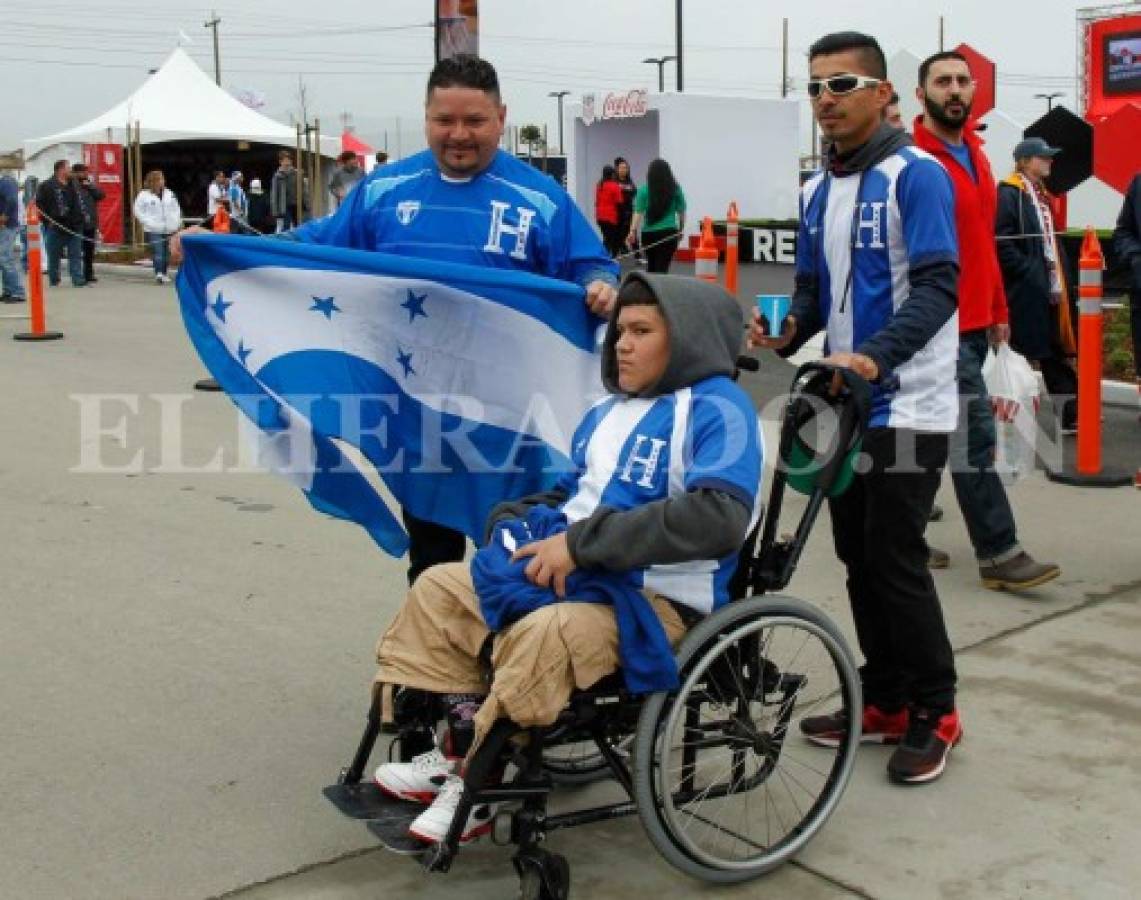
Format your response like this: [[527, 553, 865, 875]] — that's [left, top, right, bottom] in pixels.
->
[[1, 0, 1089, 153]]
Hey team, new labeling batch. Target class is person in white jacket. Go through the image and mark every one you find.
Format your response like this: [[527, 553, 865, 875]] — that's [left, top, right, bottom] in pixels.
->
[[133, 170, 182, 284]]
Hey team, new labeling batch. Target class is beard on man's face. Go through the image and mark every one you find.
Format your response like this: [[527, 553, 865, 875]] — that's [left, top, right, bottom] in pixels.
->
[[924, 94, 973, 129]]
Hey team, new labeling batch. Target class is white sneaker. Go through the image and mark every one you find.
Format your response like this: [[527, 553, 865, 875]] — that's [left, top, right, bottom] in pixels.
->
[[407, 775, 498, 845], [375, 748, 456, 804], [156, 274, 170, 285]]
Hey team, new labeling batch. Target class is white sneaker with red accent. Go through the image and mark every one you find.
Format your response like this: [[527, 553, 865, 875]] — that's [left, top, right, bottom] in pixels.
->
[[374, 748, 456, 804], [407, 775, 498, 845]]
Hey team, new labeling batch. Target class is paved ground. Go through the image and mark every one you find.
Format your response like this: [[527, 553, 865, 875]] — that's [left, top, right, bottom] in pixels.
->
[[1, 272, 1139, 900]]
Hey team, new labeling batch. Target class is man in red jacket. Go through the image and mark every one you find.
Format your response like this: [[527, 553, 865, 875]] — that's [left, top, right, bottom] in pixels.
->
[[912, 51, 1060, 591]]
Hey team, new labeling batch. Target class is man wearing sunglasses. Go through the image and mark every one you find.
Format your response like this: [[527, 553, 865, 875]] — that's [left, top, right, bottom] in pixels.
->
[[911, 51, 1061, 592], [749, 31, 962, 785]]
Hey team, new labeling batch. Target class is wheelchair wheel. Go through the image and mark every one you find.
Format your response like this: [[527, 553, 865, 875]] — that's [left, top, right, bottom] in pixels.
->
[[541, 730, 632, 786], [632, 596, 861, 883]]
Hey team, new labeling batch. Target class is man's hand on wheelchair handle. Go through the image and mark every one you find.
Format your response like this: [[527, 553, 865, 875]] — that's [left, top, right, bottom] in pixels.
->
[[513, 533, 577, 598], [820, 351, 879, 389]]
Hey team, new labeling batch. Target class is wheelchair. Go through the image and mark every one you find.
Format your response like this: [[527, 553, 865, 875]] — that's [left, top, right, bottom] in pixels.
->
[[323, 362, 870, 899]]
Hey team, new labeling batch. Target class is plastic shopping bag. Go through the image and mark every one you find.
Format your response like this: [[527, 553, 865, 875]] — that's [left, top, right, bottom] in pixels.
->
[[982, 344, 1041, 485]]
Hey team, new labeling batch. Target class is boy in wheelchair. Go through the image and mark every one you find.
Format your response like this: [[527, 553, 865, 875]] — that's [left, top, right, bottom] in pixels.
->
[[370, 272, 763, 845]]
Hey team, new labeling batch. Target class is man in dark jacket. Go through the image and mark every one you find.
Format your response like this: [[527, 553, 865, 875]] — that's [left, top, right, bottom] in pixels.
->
[[0, 173, 25, 302], [34, 159, 85, 287], [71, 163, 105, 284], [911, 51, 1060, 591], [1112, 171, 1141, 398], [995, 138, 1078, 433], [750, 32, 963, 786]]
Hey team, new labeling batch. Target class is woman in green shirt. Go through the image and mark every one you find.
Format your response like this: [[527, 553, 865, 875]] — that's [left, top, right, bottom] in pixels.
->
[[626, 158, 686, 273]]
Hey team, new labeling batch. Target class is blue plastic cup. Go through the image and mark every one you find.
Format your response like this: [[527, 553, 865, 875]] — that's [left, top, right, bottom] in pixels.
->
[[756, 294, 791, 336]]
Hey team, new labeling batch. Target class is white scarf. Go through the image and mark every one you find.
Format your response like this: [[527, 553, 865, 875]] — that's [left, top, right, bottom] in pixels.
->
[[1018, 172, 1062, 297]]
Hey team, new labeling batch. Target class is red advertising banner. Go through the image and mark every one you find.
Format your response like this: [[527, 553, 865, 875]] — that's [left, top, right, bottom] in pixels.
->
[[1084, 13, 1141, 120], [436, 0, 478, 61], [83, 143, 124, 245]]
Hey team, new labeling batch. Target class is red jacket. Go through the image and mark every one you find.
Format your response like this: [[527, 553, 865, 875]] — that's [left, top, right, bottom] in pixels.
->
[[595, 180, 622, 225], [912, 117, 1008, 332]]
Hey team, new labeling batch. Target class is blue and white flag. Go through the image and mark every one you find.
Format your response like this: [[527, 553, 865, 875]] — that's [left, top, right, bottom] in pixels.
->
[[176, 234, 605, 556]]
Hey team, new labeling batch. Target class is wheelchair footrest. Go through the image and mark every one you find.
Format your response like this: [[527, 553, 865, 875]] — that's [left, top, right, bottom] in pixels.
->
[[323, 782, 416, 822], [366, 815, 433, 857]]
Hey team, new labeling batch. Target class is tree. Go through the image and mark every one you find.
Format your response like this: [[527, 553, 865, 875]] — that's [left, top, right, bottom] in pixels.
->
[[519, 124, 544, 159]]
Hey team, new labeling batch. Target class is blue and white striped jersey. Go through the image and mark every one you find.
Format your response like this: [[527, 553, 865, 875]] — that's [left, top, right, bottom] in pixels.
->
[[555, 376, 764, 616], [292, 149, 618, 288], [798, 147, 960, 431]]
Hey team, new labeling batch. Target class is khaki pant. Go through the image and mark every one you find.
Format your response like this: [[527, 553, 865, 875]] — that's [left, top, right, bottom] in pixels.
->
[[375, 562, 688, 757]]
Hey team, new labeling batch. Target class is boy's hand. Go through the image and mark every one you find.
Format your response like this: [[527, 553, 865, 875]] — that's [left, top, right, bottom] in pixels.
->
[[585, 280, 617, 317], [746, 307, 797, 351], [513, 533, 576, 598], [169, 226, 208, 263]]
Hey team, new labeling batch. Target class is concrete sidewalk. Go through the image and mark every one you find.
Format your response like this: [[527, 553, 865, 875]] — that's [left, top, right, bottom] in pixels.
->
[[1, 275, 1138, 900]]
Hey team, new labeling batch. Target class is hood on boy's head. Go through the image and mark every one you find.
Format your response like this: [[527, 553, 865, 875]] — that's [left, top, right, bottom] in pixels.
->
[[601, 272, 744, 397]]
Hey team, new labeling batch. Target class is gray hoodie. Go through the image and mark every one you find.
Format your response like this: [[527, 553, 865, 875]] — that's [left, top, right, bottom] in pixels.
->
[[488, 272, 754, 574]]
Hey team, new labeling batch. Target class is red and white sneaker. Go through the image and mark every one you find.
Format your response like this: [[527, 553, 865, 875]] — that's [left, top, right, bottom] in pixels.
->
[[800, 704, 909, 748], [407, 775, 498, 845], [887, 708, 963, 785], [374, 748, 457, 804]]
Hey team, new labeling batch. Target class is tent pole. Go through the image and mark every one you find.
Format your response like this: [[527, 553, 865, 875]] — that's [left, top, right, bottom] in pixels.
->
[[133, 122, 144, 247], [295, 123, 303, 226], [124, 122, 134, 248], [313, 117, 322, 218]]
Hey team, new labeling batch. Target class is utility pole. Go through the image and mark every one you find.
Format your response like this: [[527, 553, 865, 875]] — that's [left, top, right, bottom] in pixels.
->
[[548, 91, 570, 155], [643, 55, 676, 93], [204, 10, 221, 85], [781, 18, 789, 98], [675, 0, 684, 92], [938, 15, 945, 52], [1035, 92, 1064, 112]]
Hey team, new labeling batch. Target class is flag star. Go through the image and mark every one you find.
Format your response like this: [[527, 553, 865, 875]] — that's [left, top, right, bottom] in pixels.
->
[[210, 292, 233, 322], [236, 339, 253, 367], [310, 295, 341, 319], [396, 347, 416, 377], [401, 289, 429, 323]]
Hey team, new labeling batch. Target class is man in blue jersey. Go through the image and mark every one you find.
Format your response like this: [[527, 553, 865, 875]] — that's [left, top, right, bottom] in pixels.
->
[[173, 56, 618, 584], [750, 31, 962, 785], [369, 273, 762, 844]]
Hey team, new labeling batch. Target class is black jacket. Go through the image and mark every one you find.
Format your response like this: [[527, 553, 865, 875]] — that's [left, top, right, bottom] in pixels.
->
[[1112, 173, 1141, 297], [35, 176, 84, 232], [75, 179, 105, 231], [995, 177, 1063, 361]]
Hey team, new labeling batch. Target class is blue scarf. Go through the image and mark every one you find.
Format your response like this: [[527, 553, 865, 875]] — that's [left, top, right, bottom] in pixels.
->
[[471, 506, 679, 693]]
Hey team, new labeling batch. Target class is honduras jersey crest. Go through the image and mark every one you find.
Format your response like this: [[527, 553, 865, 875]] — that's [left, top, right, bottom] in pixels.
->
[[176, 234, 606, 557]]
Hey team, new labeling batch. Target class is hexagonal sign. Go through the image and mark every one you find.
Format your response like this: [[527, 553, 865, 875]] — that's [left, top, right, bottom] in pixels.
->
[[1092, 102, 1141, 194], [1024, 106, 1093, 194], [953, 43, 996, 120]]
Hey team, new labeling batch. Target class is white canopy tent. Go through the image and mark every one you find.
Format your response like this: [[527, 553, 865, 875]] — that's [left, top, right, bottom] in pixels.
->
[[24, 48, 337, 158]]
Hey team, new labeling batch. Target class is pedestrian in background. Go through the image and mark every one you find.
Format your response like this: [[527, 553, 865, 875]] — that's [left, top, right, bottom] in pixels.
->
[[996, 138, 1078, 435], [627, 158, 686, 273], [1112, 169, 1141, 404], [35, 159, 85, 287], [246, 178, 273, 234], [133, 169, 182, 285], [594, 164, 623, 257], [329, 151, 365, 211], [0, 172, 25, 302], [71, 163, 105, 284], [227, 171, 248, 223], [614, 156, 640, 263], [911, 50, 1060, 590]]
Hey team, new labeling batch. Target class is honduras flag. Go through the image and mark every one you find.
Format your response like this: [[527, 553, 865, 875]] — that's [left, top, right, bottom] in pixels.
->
[[176, 234, 605, 557]]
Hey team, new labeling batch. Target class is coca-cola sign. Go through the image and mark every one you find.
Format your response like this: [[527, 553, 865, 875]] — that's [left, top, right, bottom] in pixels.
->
[[601, 89, 648, 120]]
